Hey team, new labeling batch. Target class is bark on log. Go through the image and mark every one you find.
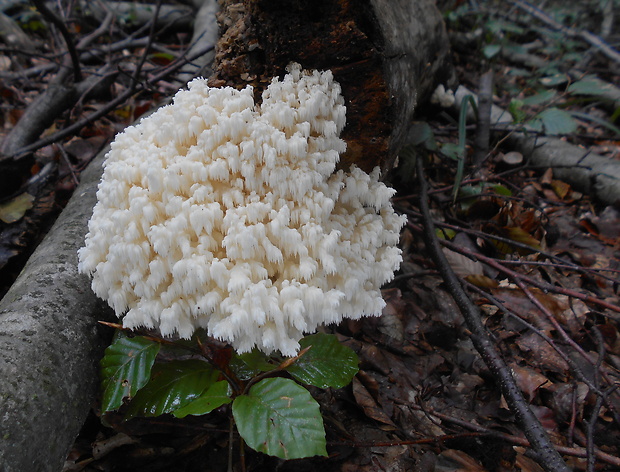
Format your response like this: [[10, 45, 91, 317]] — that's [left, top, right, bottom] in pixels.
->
[[209, 0, 455, 173], [0, 147, 115, 472], [455, 86, 620, 205], [0, 1, 453, 470]]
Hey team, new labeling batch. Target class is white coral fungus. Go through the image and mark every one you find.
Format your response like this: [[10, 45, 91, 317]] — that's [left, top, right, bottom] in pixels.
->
[[78, 63, 406, 356], [430, 84, 455, 108]]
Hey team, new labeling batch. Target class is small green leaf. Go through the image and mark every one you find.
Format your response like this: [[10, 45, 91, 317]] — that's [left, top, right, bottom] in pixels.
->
[[285, 333, 358, 389], [440, 142, 461, 160], [172, 380, 232, 418], [568, 77, 615, 97], [483, 44, 501, 59], [539, 107, 577, 135], [521, 90, 557, 106], [125, 360, 217, 418], [539, 74, 568, 87], [491, 184, 513, 196], [233, 378, 327, 459], [508, 99, 526, 123], [100, 333, 160, 412], [230, 349, 276, 380], [436, 228, 456, 240], [0, 193, 35, 224], [525, 118, 544, 132], [408, 122, 437, 150]]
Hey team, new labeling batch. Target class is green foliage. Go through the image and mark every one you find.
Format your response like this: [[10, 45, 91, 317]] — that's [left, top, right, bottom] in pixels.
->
[[173, 380, 232, 418], [232, 378, 328, 459], [285, 333, 359, 388], [99, 331, 359, 462], [230, 349, 277, 380], [125, 360, 219, 418], [100, 332, 160, 412], [568, 77, 615, 96], [532, 107, 578, 135]]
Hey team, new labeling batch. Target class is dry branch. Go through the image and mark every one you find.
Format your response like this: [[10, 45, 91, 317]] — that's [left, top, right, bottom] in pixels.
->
[[416, 158, 572, 472]]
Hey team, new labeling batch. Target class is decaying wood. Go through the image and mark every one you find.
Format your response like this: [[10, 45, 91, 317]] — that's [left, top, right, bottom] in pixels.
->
[[209, 0, 455, 173]]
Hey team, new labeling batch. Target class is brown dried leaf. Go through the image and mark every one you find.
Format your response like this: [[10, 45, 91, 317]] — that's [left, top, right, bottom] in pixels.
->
[[351, 377, 396, 427], [547, 382, 589, 423], [516, 332, 570, 374], [464, 274, 499, 288], [551, 179, 571, 200], [503, 226, 541, 252], [436, 449, 486, 471], [0, 193, 35, 224], [510, 363, 550, 402], [442, 248, 484, 278], [378, 288, 405, 344]]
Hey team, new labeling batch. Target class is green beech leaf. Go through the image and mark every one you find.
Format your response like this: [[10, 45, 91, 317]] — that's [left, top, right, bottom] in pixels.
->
[[408, 122, 437, 150], [521, 90, 557, 106], [125, 359, 217, 418], [233, 378, 327, 459], [483, 44, 501, 59], [230, 349, 276, 380], [173, 380, 232, 418], [285, 333, 359, 389], [539, 74, 568, 87], [568, 77, 615, 97], [538, 107, 577, 135], [100, 333, 160, 412]]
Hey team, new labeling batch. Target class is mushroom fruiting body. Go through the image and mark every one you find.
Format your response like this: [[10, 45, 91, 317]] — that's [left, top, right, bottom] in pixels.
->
[[78, 64, 406, 356]]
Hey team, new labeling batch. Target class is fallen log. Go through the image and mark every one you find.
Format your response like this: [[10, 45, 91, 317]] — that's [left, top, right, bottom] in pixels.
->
[[0, 147, 115, 472], [454, 86, 620, 205]]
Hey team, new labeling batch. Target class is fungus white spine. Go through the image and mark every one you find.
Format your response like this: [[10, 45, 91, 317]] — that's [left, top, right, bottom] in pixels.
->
[[78, 63, 406, 356]]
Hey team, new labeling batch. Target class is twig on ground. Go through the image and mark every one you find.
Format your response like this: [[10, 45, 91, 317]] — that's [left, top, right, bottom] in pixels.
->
[[400, 401, 620, 468], [31, 0, 82, 82], [437, 235, 620, 316], [416, 158, 571, 472], [511, 0, 620, 65], [7, 43, 215, 160]]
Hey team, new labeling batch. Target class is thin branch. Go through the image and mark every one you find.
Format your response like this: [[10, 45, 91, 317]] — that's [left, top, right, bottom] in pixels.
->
[[402, 401, 620, 468], [511, 0, 620, 65], [30, 0, 82, 82], [416, 158, 571, 472], [8, 43, 215, 159], [437, 235, 620, 316], [473, 69, 493, 167]]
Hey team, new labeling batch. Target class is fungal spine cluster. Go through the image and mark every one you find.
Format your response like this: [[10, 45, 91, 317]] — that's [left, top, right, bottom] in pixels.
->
[[79, 63, 406, 356]]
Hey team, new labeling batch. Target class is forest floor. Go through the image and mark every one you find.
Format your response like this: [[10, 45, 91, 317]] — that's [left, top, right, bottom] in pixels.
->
[[1, 1, 620, 471]]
